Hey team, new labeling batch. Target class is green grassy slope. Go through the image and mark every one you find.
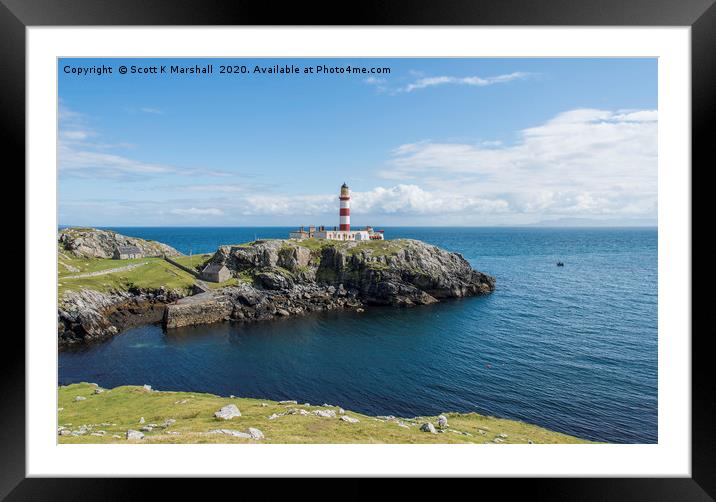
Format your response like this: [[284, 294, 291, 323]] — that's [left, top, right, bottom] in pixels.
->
[[58, 383, 593, 444], [58, 256, 198, 298]]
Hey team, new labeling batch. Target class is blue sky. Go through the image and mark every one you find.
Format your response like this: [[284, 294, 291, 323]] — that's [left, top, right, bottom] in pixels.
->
[[59, 58, 657, 226]]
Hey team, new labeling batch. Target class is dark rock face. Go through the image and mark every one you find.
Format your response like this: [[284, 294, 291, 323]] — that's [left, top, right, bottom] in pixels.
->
[[58, 288, 185, 347], [164, 283, 368, 330]]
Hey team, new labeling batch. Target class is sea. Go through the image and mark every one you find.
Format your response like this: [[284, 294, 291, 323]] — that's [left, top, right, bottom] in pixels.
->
[[58, 227, 658, 443]]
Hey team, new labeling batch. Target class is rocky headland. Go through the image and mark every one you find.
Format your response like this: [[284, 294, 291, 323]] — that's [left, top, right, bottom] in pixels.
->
[[58, 229, 495, 346], [58, 227, 181, 259]]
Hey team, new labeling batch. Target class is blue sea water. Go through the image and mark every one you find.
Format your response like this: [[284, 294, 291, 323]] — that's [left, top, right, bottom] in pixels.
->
[[58, 227, 657, 443]]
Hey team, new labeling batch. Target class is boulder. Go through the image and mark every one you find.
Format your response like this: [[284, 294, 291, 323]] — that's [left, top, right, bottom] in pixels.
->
[[420, 423, 437, 434], [74, 396, 86, 401], [214, 404, 241, 420], [313, 409, 337, 418], [256, 271, 293, 290], [340, 416, 359, 423], [208, 429, 251, 438], [437, 415, 449, 429], [126, 430, 145, 440], [248, 427, 265, 440]]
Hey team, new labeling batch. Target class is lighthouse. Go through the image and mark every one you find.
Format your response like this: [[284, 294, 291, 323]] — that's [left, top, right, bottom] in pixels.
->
[[288, 182, 384, 241], [339, 182, 351, 232]]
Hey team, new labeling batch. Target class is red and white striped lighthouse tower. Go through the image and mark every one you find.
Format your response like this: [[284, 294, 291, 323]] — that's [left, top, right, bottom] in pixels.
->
[[339, 183, 351, 232]]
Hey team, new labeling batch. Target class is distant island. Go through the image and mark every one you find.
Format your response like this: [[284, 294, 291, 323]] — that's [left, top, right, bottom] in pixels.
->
[[57, 226, 495, 346]]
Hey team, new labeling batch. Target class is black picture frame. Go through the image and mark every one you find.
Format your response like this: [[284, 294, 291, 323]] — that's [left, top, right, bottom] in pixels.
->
[[4, 0, 709, 498]]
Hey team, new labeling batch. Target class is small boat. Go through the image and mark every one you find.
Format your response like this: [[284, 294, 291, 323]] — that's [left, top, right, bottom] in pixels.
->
[[556, 261, 564, 267]]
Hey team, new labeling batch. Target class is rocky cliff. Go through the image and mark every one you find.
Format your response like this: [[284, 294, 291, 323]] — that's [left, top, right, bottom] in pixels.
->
[[58, 227, 182, 258], [58, 237, 495, 346], [59, 287, 186, 346], [208, 238, 495, 306]]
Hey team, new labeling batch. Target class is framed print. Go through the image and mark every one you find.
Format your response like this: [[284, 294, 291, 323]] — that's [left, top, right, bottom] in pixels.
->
[[5, 0, 710, 498]]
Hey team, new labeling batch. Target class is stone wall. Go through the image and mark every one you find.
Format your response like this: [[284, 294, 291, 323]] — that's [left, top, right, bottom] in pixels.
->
[[163, 293, 232, 329], [164, 256, 201, 278]]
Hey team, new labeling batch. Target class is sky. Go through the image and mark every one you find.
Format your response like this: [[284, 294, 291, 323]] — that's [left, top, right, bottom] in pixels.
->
[[58, 58, 657, 227]]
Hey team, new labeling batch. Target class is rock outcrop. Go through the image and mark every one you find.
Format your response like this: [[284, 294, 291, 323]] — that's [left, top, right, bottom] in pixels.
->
[[163, 283, 367, 329], [207, 238, 495, 306], [58, 227, 182, 259], [214, 404, 241, 420], [58, 287, 186, 346], [58, 238, 495, 346]]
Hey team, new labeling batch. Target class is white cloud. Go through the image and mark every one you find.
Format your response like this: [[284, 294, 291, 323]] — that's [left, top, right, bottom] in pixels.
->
[[364, 76, 385, 85], [140, 107, 162, 114], [365, 71, 532, 95], [240, 185, 508, 218], [172, 184, 257, 193], [59, 146, 175, 178], [243, 194, 335, 216], [170, 207, 224, 216], [402, 72, 531, 93], [61, 130, 91, 141], [351, 185, 508, 215], [379, 108, 657, 219]]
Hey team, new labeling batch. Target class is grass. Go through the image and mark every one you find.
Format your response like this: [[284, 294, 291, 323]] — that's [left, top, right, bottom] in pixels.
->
[[291, 238, 335, 253], [57, 250, 249, 299], [58, 257, 197, 299], [204, 277, 242, 289], [58, 383, 594, 444], [344, 240, 406, 257], [289, 238, 407, 257], [58, 255, 148, 277], [170, 253, 213, 271]]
